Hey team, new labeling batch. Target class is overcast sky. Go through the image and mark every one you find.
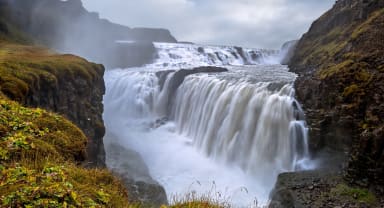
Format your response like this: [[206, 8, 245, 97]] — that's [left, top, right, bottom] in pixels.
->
[[81, 0, 334, 49]]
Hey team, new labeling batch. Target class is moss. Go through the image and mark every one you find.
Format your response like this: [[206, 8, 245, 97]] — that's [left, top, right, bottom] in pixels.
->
[[330, 184, 377, 205], [0, 99, 87, 163], [0, 98, 132, 207], [0, 42, 103, 102], [342, 84, 359, 98], [351, 8, 384, 40], [0, 163, 129, 207], [318, 59, 354, 79]]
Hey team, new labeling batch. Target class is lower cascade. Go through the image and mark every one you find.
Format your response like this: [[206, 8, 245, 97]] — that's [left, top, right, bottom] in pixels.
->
[[103, 64, 313, 207]]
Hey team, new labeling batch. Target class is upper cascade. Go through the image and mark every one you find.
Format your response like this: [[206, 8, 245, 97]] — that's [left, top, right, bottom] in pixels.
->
[[145, 42, 281, 69]]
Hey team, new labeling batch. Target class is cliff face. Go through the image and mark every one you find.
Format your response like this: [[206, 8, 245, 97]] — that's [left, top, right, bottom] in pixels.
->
[[290, 0, 384, 185], [2, 0, 177, 68]]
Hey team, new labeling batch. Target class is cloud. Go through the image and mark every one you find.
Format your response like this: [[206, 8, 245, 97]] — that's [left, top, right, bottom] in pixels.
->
[[81, 0, 334, 49]]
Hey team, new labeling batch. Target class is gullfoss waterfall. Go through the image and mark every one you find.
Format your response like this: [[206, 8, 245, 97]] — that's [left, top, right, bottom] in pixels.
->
[[103, 43, 312, 207]]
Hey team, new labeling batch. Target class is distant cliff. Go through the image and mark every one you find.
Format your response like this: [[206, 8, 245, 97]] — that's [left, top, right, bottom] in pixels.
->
[[290, 0, 384, 186], [1, 0, 177, 68]]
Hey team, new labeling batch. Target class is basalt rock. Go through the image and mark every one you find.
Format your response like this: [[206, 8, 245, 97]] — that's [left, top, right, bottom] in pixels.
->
[[289, 0, 384, 186]]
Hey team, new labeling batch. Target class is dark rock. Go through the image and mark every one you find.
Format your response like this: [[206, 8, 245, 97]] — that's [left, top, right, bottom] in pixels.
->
[[269, 170, 379, 208], [289, 0, 384, 186], [104, 132, 168, 207]]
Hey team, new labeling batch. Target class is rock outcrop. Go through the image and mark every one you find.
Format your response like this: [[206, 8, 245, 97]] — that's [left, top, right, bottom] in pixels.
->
[[1, 0, 177, 68]]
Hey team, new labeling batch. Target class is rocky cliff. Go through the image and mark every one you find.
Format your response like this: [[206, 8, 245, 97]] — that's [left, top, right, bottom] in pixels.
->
[[290, 0, 384, 186], [1, 0, 177, 68], [270, 1, 384, 206]]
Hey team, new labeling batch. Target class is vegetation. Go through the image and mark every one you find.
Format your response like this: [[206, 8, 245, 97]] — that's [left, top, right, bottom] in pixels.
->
[[290, 0, 384, 194], [330, 184, 377, 205], [0, 42, 104, 102], [0, 98, 130, 207], [167, 191, 231, 208], [0, 12, 132, 207]]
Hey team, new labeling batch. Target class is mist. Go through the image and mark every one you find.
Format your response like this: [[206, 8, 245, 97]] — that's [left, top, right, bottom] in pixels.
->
[[5, 0, 176, 68]]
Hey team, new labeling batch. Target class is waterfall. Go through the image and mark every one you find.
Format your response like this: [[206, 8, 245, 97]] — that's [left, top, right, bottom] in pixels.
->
[[147, 42, 280, 69], [103, 65, 311, 207], [172, 74, 309, 185]]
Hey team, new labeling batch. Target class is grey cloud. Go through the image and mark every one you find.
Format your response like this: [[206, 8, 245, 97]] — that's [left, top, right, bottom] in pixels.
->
[[81, 0, 334, 49]]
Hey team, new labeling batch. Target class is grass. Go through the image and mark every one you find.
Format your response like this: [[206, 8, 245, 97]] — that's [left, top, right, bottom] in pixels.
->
[[167, 191, 231, 208]]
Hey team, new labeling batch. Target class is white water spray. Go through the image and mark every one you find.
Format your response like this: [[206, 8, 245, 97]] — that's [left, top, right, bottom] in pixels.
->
[[103, 61, 312, 207], [147, 42, 280, 69]]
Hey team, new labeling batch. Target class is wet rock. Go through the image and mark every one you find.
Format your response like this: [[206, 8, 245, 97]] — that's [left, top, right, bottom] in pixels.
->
[[104, 132, 168, 206]]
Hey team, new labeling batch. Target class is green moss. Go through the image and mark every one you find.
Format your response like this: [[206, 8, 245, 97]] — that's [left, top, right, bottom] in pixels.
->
[[318, 60, 354, 79], [342, 84, 359, 97], [0, 42, 103, 102], [0, 163, 129, 207], [352, 8, 384, 40], [0, 98, 131, 207], [330, 184, 377, 205], [0, 99, 87, 163]]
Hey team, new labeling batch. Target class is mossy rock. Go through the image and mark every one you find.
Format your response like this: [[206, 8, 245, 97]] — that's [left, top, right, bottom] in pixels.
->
[[0, 42, 104, 102], [330, 184, 377, 205], [0, 163, 129, 207]]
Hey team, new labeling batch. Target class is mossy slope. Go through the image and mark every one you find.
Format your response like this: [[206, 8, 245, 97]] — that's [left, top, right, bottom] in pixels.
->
[[0, 98, 129, 207]]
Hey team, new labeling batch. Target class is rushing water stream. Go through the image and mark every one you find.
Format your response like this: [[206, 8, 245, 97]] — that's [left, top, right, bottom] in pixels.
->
[[103, 43, 313, 207]]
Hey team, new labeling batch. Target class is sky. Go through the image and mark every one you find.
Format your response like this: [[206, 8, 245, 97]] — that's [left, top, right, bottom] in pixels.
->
[[81, 0, 334, 49]]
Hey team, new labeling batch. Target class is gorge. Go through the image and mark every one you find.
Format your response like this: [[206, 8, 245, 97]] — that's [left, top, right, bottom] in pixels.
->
[[0, 0, 383, 207]]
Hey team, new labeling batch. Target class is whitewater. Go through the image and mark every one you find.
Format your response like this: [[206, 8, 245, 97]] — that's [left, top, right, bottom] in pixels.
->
[[103, 42, 313, 207]]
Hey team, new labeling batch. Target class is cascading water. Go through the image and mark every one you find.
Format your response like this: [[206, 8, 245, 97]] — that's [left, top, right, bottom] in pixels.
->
[[103, 43, 313, 207], [147, 42, 280, 69]]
